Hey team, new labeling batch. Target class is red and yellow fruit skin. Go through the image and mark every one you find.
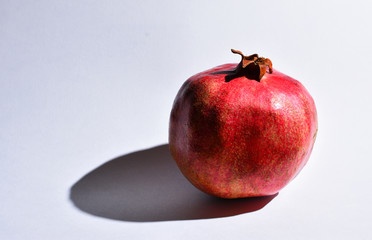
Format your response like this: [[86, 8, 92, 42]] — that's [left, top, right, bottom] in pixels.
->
[[169, 63, 318, 199]]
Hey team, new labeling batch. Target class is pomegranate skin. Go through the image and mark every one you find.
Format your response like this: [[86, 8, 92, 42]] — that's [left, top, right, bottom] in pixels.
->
[[169, 63, 318, 199]]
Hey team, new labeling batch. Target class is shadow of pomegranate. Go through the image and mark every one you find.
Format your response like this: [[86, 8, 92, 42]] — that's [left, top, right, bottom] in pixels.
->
[[70, 144, 278, 222]]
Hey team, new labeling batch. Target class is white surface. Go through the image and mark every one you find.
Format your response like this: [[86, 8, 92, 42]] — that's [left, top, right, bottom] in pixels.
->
[[1, 0, 371, 239]]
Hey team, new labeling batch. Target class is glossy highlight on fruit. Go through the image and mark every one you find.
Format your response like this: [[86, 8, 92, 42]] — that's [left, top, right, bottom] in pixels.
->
[[169, 49, 318, 199]]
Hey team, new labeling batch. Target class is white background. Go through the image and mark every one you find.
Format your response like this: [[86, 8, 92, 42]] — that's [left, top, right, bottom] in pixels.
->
[[1, 0, 371, 239]]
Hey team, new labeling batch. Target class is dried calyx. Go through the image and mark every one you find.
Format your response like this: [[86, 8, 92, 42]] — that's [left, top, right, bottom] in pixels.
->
[[226, 49, 273, 82]]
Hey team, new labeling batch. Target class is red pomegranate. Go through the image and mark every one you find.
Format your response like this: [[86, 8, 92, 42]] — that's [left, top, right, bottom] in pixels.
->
[[169, 49, 318, 198]]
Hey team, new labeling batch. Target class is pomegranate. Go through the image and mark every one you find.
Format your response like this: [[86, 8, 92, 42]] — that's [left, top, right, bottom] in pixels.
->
[[169, 49, 318, 198]]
